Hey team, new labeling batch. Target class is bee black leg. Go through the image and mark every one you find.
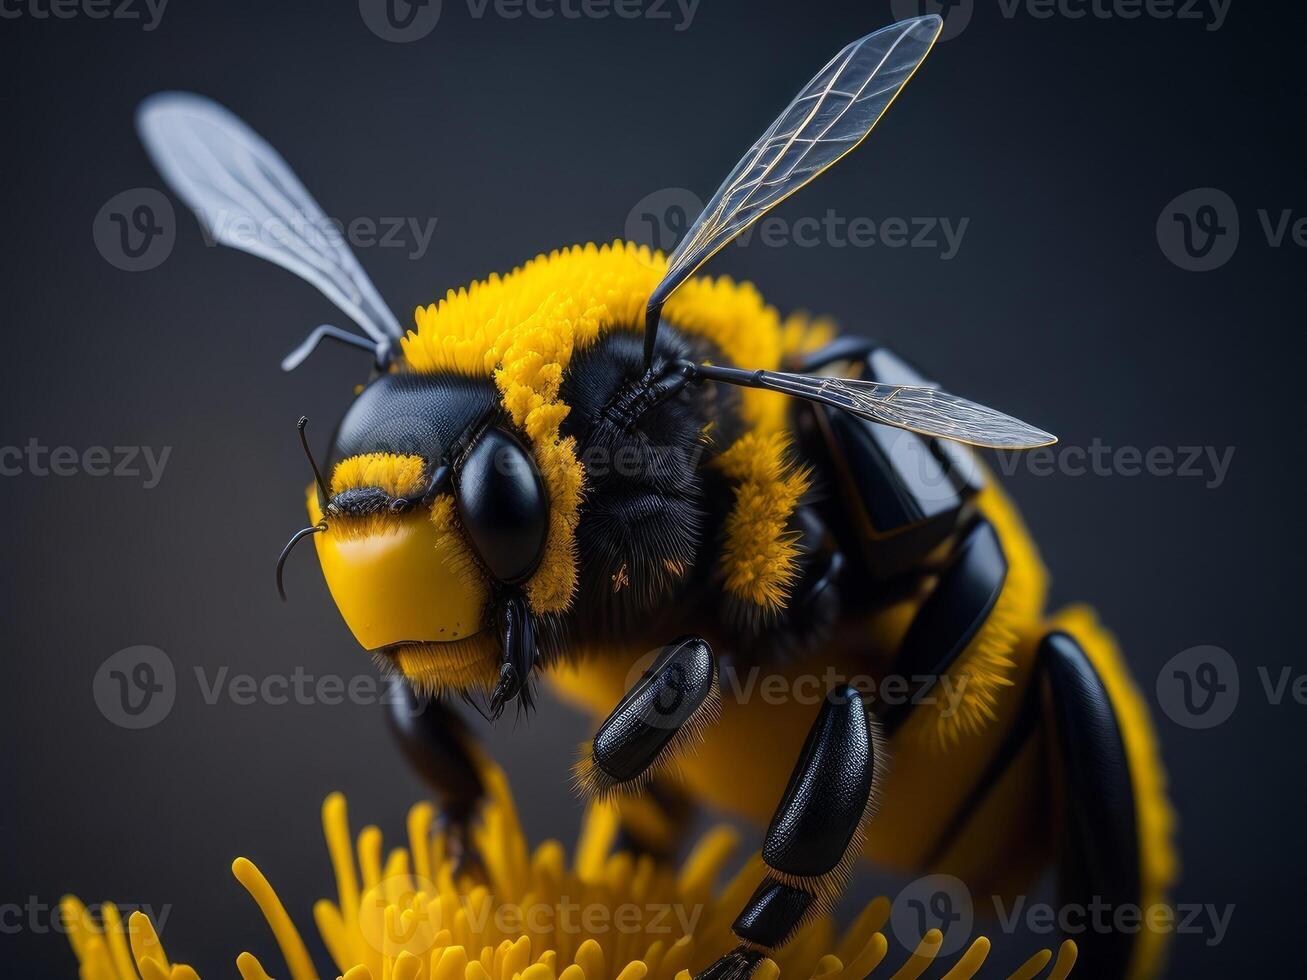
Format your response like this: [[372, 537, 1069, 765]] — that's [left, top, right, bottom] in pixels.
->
[[1038, 631, 1148, 979], [386, 678, 488, 877], [695, 685, 884, 980], [877, 517, 1008, 737], [572, 637, 719, 799]]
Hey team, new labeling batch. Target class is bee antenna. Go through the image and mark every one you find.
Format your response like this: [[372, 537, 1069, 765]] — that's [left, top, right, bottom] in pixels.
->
[[276, 522, 327, 601], [298, 416, 332, 503], [282, 324, 392, 373]]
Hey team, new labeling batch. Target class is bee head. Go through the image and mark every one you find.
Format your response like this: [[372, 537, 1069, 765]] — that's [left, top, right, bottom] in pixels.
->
[[282, 372, 551, 714]]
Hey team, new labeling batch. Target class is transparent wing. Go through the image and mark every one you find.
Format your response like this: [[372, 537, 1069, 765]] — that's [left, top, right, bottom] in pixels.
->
[[136, 92, 403, 344], [752, 370, 1056, 449], [649, 15, 943, 314]]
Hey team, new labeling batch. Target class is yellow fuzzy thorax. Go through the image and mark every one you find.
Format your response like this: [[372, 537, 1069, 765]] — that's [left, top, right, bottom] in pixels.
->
[[62, 764, 1080, 980], [402, 242, 789, 430], [400, 241, 829, 615]]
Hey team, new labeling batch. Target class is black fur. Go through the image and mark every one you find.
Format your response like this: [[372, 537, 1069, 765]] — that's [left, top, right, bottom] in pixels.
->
[[560, 329, 740, 641]]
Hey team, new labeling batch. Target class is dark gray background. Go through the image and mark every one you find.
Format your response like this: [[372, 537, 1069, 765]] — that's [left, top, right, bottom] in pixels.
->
[[2, 0, 1301, 975]]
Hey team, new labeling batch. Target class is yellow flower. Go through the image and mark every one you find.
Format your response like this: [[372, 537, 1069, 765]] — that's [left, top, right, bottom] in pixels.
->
[[62, 765, 1076, 979]]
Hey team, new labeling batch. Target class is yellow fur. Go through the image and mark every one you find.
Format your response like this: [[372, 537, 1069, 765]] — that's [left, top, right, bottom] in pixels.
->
[[328, 453, 426, 499], [390, 633, 501, 693], [426, 494, 490, 590], [714, 431, 813, 611]]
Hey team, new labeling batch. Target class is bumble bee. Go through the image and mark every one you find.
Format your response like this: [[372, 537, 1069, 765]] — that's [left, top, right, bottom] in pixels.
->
[[138, 16, 1176, 979]]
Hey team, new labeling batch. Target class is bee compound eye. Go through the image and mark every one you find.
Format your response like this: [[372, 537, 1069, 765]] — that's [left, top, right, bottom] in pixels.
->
[[454, 426, 550, 585]]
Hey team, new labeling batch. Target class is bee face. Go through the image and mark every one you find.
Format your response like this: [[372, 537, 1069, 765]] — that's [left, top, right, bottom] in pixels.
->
[[307, 373, 551, 692]]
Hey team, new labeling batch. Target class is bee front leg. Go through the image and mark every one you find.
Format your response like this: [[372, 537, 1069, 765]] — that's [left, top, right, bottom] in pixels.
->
[[695, 686, 884, 980], [572, 637, 720, 799], [386, 679, 488, 877]]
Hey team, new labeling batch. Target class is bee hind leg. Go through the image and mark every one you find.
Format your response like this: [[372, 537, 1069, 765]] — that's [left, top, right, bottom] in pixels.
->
[[1038, 629, 1167, 979], [572, 636, 719, 800], [695, 685, 884, 980]]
